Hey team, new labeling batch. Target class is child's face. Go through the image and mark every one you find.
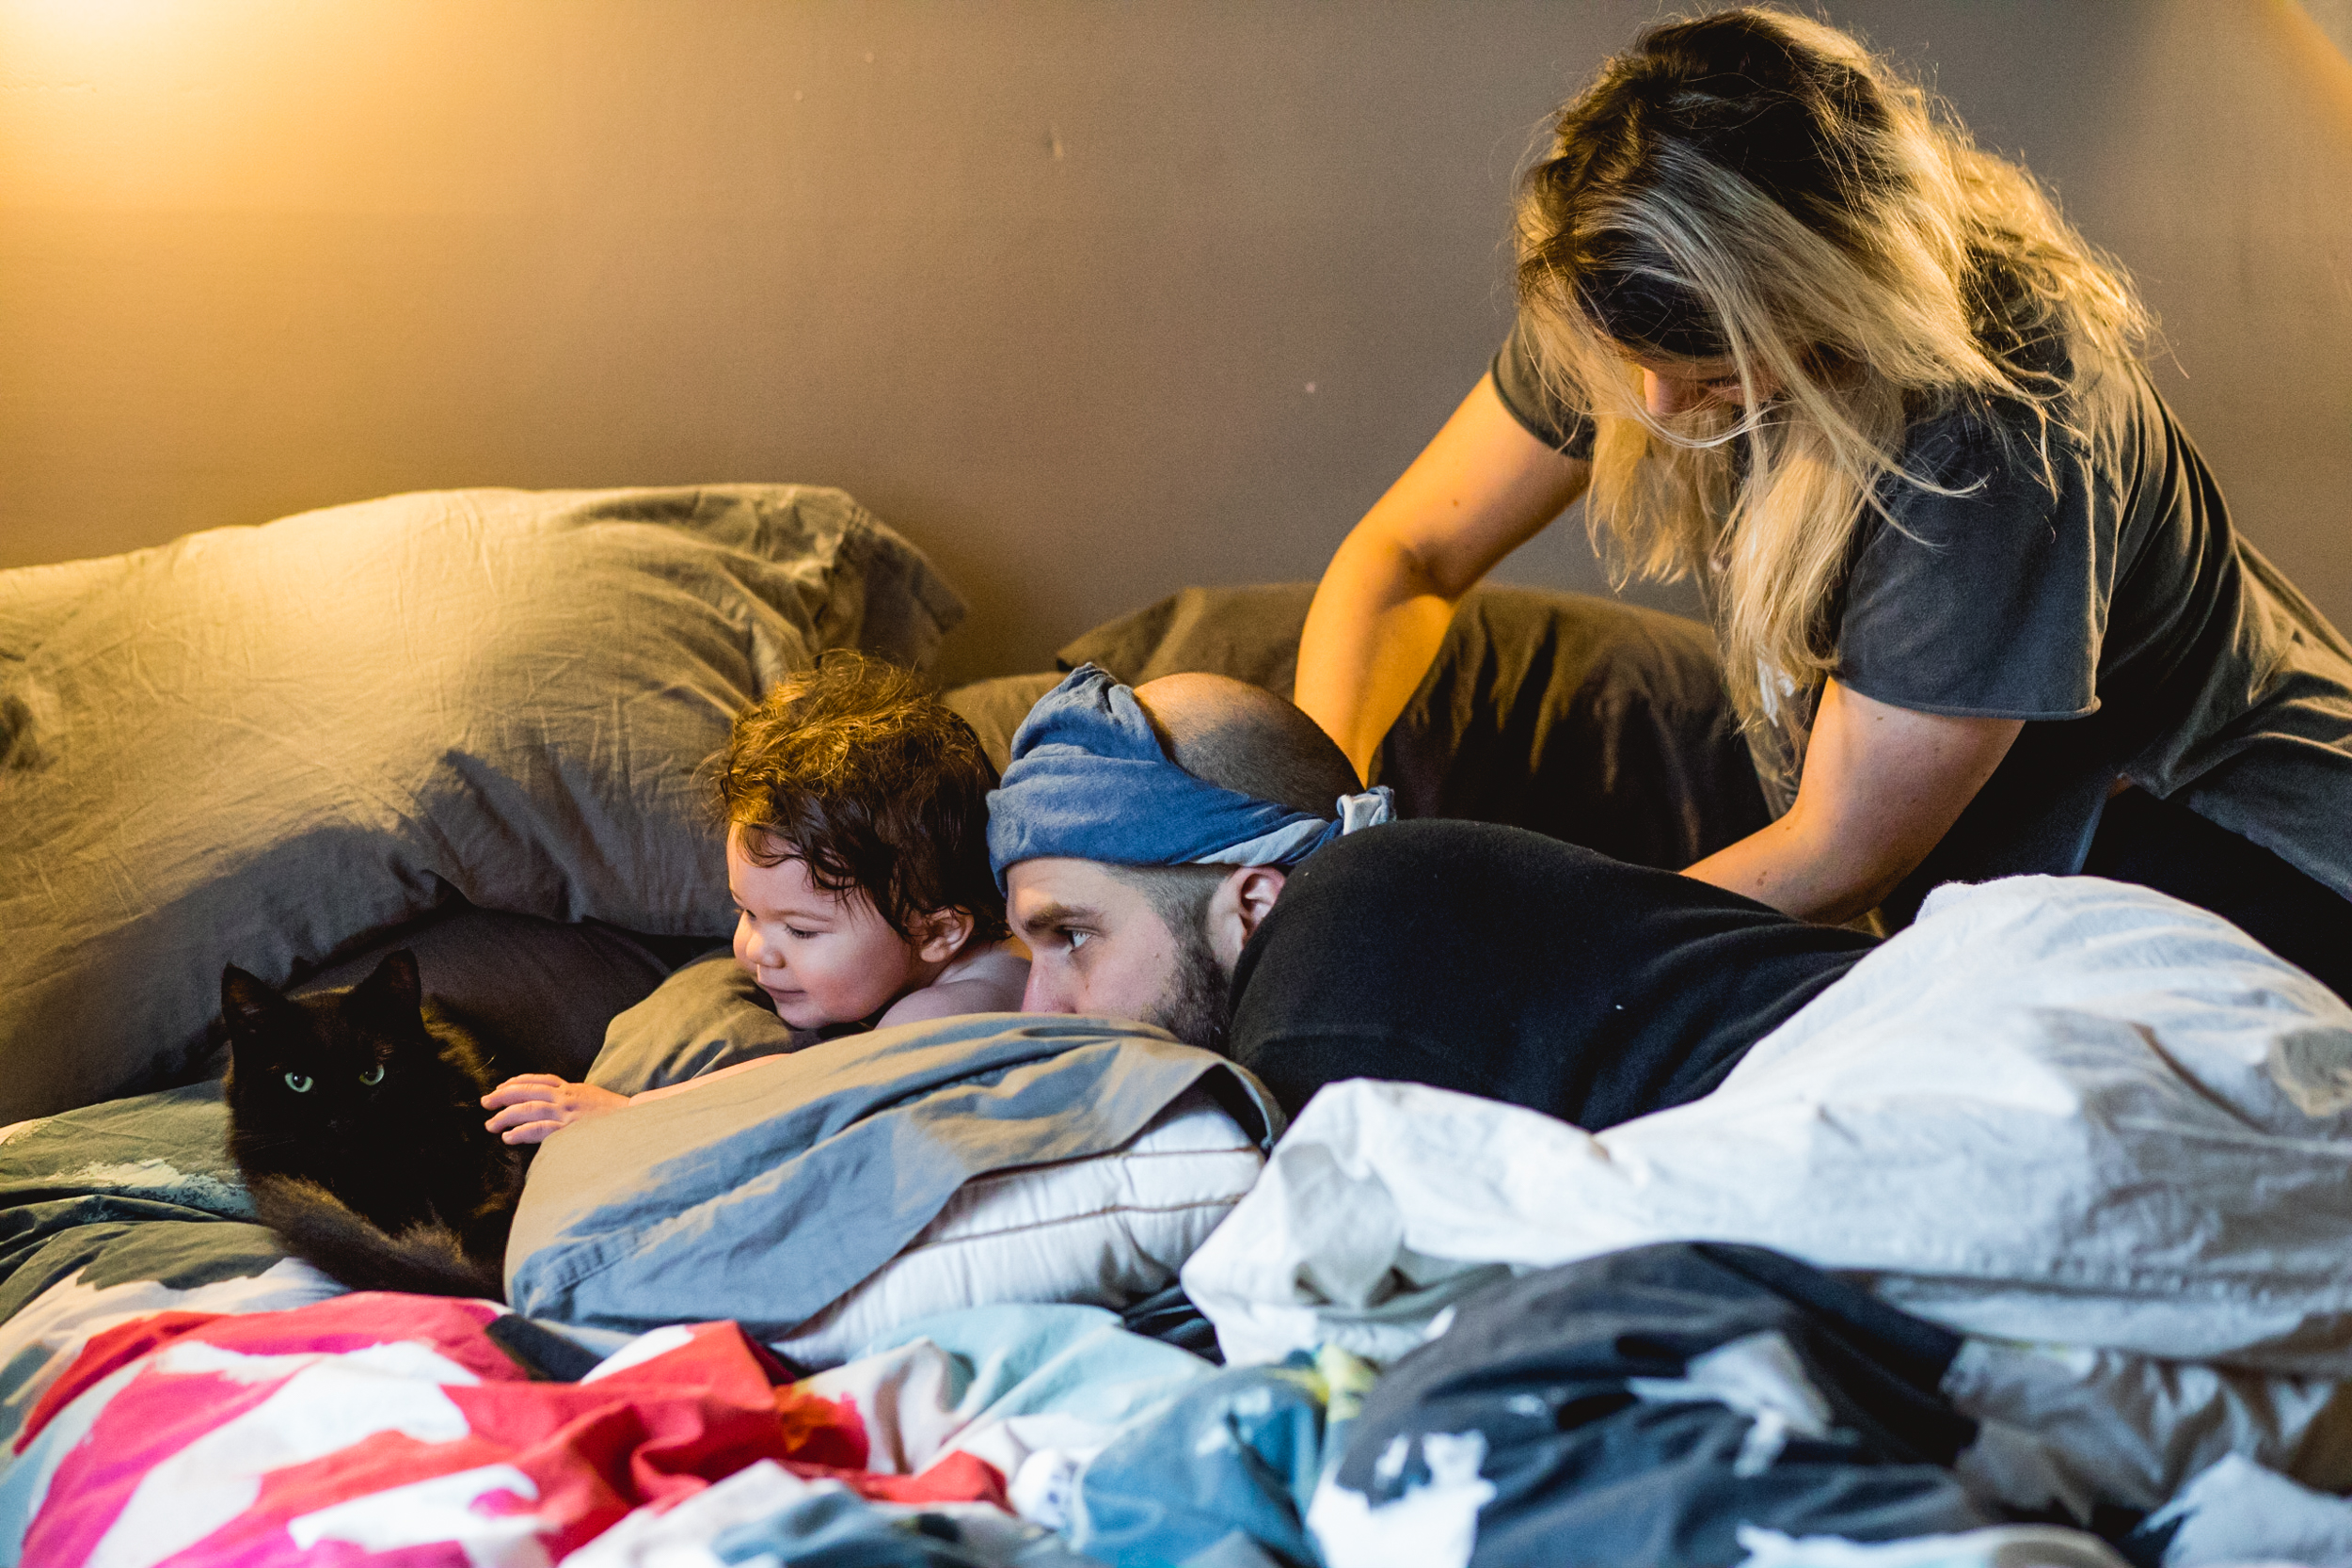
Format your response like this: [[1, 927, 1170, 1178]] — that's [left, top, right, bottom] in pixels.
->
[[727, 830, 927, 1030]]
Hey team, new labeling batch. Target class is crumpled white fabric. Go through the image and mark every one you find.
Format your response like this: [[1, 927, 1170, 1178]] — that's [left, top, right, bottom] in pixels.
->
[[1183, 876, 2352, 1374], [1731, 1522, 2128, 1568], [1945, 1338, 2352, 1516], [2137, 1453, 2352, 1566]]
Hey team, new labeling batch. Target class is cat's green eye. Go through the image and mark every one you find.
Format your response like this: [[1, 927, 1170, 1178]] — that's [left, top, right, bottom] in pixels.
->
[[282, 1072, 313, 1093], [358, 1065, 386, 1085]]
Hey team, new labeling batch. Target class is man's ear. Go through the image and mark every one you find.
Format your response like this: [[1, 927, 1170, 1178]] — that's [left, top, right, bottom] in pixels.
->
[[1205, 865, 1287, 969], [911, 906, 977, 965]]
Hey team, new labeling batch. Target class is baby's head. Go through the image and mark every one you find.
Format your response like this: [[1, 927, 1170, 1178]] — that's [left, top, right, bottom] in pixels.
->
[[711, 654, 1008, 1029]]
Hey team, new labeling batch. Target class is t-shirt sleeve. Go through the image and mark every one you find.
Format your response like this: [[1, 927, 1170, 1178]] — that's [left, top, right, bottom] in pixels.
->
[[1489, 314, 1597, 461], [1835, 404, 2106, 720]]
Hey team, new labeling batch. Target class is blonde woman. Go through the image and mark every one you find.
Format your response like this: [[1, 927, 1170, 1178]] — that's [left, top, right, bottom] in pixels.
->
[[1295, 8, 2352, 997]]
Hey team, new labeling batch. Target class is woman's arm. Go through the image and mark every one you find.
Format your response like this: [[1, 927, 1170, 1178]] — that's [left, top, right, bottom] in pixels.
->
[[1295, 373, 1592, 780], [1683, 679, 2023, 924]]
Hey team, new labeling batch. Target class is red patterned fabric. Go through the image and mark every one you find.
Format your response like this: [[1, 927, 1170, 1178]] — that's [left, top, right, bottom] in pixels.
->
[[18, 1293, 1005, 1567]]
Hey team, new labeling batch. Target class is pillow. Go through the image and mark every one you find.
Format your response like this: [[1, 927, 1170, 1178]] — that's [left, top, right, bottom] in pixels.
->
[[771, 1085, 1263, 1369], [0, 484, 962, 1120], [1051, 581, 1769, 870], [1057, 581, 1313, 691], [506, 1011, 1281, 1342], [943, 673, 1064, 775], [290, 903, 700, 1081], [586, 951, 811, 1095]]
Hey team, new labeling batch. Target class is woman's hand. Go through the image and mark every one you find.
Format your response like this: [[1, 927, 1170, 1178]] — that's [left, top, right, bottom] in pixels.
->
[[1683, 679, 2023, 924], [1295, 373, 1592, 780], [481, 1074, 630, 1145]]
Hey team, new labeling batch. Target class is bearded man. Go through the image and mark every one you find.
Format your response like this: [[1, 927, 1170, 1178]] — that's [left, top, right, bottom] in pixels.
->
[[988, 665, 1876, 1127]]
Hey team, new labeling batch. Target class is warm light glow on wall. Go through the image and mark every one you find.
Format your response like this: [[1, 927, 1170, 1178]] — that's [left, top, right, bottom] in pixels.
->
[[0, 0, 550, 214], [2288, 0, 2352, 121], [2302, 0, 2352, 59]]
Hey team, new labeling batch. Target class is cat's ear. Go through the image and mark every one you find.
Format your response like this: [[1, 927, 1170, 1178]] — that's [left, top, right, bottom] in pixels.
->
[[220, 965, 293, 1041], [349, 949, 423, 1018]]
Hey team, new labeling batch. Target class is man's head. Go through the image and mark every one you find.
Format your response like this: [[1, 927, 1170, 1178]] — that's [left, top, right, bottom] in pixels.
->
[[996, 671, 1370, 1047]]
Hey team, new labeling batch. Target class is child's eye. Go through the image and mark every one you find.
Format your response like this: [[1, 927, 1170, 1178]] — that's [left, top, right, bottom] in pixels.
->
[[283, 1072, 313, 1093], [358, 1065, 385, 1085], [783, 926, 818, 940]]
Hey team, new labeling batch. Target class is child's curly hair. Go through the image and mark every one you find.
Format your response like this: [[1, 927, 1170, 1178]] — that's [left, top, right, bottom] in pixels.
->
[[711, 653, 1009, 943]]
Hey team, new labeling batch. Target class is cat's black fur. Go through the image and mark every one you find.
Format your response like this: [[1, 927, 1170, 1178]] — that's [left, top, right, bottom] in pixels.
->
[[221, 950, 524, 1300]]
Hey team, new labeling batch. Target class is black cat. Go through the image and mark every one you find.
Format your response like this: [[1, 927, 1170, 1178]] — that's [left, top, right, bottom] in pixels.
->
[[221, 949, 524, 1299]]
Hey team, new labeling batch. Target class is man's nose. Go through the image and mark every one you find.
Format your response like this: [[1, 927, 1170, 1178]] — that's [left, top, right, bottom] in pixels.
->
[[1021, 965, 1075, 1015]]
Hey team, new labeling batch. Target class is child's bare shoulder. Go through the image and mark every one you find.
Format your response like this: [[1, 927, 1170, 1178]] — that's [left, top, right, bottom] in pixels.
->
[[876, 942, 1030, 1028]]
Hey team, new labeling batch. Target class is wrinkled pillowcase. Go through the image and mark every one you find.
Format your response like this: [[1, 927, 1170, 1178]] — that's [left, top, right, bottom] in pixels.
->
[[0, 483, 962, 1118], [587, 952, 804, 1095], [511, 1011, 1279, 1348], [584, 962, 1269, 1369], [772, 1085, 1262, 1368]]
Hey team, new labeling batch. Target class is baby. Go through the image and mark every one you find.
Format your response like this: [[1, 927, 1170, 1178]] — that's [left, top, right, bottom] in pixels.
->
[[483, 655, 1028, 1144]]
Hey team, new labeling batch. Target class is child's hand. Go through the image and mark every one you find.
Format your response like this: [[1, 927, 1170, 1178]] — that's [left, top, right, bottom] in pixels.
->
[[481, 1074, 629, 1145]]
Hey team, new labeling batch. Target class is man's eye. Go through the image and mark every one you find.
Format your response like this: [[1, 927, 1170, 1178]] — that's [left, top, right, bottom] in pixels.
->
[[1067, 929, 1091, 952]]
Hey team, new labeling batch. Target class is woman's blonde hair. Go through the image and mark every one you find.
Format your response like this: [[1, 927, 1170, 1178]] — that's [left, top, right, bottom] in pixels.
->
[[1515, 7, 2144, 791]]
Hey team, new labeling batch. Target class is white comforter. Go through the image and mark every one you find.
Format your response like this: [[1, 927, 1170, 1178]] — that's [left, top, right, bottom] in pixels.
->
[[1184, 876, 2352, 1373]]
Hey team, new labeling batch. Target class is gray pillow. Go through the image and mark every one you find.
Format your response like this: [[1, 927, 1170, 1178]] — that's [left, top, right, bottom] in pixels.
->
[[943, 672, 1063, 774], [586, 951, 807, 1096], [0, 484, 962, 1119], [291, 905, 694, 1082]]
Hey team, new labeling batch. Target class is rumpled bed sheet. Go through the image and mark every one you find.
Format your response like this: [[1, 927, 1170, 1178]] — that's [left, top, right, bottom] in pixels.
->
[[1183, 874, 2352, 1524]]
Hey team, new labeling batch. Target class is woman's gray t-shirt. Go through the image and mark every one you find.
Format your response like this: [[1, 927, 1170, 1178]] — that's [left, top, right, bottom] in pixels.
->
[[1491, 317, 2352, 910]]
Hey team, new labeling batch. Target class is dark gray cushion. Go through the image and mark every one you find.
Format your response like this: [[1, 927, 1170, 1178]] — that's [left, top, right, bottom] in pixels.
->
[[1038, 581, 1768, 870], [586, 951, 809, 1096], [289, 905, 698, 1082], [0, 484, 962, 1119]]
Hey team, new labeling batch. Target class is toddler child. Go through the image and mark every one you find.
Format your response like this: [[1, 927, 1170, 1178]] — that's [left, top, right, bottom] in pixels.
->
[[482, 654, 1027, 1144]]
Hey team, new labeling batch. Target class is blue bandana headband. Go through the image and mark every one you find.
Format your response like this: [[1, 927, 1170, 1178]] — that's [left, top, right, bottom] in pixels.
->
[[985, 664, 1394, 888]]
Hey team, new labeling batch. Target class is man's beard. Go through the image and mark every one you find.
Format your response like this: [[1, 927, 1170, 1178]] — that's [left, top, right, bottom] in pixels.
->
[[1143, 917, 1232, 1054]]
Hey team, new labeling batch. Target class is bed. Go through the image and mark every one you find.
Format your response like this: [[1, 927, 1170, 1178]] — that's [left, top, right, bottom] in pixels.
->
[[3, 485, 2345, 1568]]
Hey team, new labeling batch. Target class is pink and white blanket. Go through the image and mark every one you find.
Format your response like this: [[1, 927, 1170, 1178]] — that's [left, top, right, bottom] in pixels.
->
[[0, 1273, 1159, 1567]]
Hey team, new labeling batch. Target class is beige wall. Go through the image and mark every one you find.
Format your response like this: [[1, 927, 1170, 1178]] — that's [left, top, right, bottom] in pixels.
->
[[4, 1, 2347, 684]]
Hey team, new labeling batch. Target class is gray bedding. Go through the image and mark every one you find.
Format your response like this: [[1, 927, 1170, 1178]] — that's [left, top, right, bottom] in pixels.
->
[[509, 1010, 1279, 1338]]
